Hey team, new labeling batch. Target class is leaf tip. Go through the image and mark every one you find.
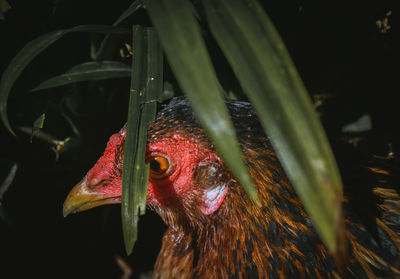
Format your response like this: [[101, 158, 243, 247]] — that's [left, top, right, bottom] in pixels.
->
[[2, 117, 16, 136], [124, 241, 134, 256]]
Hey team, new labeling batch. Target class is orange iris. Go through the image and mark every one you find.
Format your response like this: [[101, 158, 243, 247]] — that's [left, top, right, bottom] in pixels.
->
[[149, 156, 169, 179]]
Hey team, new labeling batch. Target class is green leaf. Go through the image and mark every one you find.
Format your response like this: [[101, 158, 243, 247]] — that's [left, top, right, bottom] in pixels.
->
[[0, 25, 129, 135], [203, 0, 344, 254], [114, 0, 143, 26], [121, 26, 163, 255], [0, 162, 17, 224], [32, 61, 131, 91], [0, 163, 18, 201], [31, 113, 45, 142], [144, 0, 259, 203], [95, 0, 143, 60]]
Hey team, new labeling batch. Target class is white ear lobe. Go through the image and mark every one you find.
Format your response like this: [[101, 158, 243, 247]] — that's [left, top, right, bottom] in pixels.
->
[[199, 184, 228, 215], [205, 185, 225, 201]]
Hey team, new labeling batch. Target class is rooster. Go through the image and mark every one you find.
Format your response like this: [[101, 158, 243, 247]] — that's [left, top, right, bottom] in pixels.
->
[[63, 97, 400, 278]]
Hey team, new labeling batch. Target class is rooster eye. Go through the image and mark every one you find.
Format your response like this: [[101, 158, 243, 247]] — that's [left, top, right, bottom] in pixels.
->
[[149, 156, 169, 179]]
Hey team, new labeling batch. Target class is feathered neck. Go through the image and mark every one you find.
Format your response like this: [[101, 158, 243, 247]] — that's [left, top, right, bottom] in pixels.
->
[[148, 98, 400, 278], [152, 145, 337, 279]]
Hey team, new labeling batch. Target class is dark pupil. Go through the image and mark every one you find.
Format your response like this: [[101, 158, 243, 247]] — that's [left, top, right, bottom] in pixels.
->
[[150, 159, 161, 171]]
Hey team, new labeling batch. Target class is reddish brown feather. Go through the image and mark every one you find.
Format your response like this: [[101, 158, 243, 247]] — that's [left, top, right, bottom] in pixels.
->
[[146, 98, 400, 278]]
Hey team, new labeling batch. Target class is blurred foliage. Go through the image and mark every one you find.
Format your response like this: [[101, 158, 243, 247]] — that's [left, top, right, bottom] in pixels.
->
[[0, 0, 11, 20], [0, 162, 17, 223], [0, 0, 397, 278]]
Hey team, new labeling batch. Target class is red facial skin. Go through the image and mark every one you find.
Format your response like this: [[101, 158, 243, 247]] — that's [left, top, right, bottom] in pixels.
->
[[85, 131, 124, 198], [85, 128, 227, 215]]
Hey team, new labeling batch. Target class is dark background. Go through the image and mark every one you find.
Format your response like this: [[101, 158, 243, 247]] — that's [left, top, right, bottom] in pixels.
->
[[0, 0, 398, 278]]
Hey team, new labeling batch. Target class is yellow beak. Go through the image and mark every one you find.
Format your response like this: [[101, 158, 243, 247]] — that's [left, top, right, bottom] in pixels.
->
[[63, 177, 120, 217]]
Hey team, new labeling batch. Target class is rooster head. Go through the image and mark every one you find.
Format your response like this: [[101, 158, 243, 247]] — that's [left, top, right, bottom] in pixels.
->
[[63, 99, 233, 219]]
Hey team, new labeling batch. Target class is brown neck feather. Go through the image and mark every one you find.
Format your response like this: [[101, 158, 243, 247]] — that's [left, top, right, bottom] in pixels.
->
[[152, 144, 400, 279], [152, 146, 338, 279]]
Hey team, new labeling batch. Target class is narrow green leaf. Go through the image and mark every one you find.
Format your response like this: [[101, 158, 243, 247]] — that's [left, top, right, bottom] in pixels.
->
[[32, 61, 131, 91], [31, 113, 45, 142], [0, 163, 18, 201], [0, 25, 129, 135], [121, 26, 163, 255], [144, 0, 259, 203], [0, 162, 17, 223], [114, 0, 143, 26], [203, 0, 344, 253], [122, 27, 144, 255], [95, 0, 143, 60]]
